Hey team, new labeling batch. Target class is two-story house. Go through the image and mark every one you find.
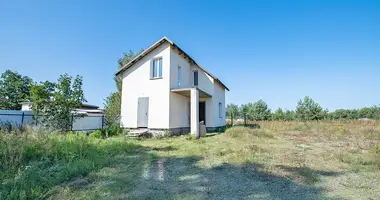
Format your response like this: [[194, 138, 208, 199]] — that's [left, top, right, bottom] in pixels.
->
[[115, 37, 229, 136]]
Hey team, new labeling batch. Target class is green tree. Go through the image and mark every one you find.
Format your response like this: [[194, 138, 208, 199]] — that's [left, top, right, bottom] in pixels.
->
[[29, 81, 55, 118], [295, 96, 326, 120], [248, 99, 271, 121], [227, 104, 239, 126], [0, 70, 33, 110], [284, 110, 296, 121], [104, 91, 121, 126], [30, 74, 86, 131], [104, 50, 141, 126], [273, 108, 285, 120], [239, 104, 250, 126]]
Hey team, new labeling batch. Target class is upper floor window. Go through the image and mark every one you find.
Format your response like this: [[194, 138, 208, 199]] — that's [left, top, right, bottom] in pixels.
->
[[177, 65, 182, 87], [152, 58, 162, 78], [193, 70, 198, 86]]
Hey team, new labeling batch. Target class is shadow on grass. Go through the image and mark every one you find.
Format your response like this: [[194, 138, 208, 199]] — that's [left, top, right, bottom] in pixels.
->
[[141, 146, 177, 152], [55, 145, 343, 200], [276, 165, 343, 185]]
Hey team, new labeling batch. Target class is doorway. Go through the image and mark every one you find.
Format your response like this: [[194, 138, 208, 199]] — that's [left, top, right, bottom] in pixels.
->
[[199, 102, 206, 125], [137, 97, 149, 127]]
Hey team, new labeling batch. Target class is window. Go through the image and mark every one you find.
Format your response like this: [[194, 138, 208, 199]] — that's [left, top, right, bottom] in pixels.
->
[[152, 58, 162, 78], [193, 70, 198, 86], [219, 102, 222, 118], [177, 66, 182, 87]]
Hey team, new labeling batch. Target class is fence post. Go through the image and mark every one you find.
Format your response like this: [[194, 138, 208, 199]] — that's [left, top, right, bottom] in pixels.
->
[[71, 114, 74, 131], [101, 115, 104, 129], [21, 112, 25, 130]]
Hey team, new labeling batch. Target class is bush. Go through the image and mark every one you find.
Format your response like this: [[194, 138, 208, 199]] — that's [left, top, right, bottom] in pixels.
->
[[107, 123, 124, 137], [89, 130, 103, 138]]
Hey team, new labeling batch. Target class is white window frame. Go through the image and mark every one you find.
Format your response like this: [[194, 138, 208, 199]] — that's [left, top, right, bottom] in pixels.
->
[[151, 57, 162, 79], [192, 69, 198, 86], [177, 65, 182, 87]]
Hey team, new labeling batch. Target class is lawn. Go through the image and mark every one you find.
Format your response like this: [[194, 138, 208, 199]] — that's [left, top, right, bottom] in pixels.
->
[[1, 121, 380, 199]]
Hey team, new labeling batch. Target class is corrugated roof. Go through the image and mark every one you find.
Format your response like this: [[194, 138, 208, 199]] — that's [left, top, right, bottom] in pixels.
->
[[115, 37, 229, 91]]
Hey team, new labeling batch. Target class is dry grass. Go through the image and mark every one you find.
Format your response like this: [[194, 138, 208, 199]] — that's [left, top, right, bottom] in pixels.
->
[[3, 121, 380, 199], [51, 121, 380, 199]]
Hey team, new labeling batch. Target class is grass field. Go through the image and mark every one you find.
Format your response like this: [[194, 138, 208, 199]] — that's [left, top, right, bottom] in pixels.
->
[[1, 121, 380, 199]]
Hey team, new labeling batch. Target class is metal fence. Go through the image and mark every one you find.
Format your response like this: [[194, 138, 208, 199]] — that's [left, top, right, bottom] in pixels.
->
[[0, 110, 105, 132]]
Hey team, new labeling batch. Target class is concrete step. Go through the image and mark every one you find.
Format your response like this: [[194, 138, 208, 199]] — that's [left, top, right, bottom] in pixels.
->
[[128, 129, 149, 137]]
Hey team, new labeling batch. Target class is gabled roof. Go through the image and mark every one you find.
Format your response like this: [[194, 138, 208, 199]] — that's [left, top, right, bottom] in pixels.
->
[[115, 37, 229, 91]]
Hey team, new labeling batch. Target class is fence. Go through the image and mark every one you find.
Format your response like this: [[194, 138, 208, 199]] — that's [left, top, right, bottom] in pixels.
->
[[0, 110, 105, 132]]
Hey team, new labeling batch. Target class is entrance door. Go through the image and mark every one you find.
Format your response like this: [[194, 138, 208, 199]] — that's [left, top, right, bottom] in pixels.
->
[[199, 102, 206, 125], [137, 97, 149, 127]]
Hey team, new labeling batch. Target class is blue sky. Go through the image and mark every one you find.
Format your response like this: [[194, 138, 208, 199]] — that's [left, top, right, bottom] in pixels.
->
[[1, 0, 379, 111]]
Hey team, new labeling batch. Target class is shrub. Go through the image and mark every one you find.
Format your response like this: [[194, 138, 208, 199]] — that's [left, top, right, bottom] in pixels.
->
[[89, 130, 103, 138], [107, 123, 123, 137]]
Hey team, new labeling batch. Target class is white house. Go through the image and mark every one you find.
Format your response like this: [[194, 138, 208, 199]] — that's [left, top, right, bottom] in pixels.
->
[[116, 37, 229, 135]]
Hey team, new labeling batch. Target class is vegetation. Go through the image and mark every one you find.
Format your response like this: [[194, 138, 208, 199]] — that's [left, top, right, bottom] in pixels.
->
[[227, 96, 380, 122], [0, 70, 33, 110], [0, 130, 138, 200], [295, 96, 328, 120], [247, 99, 271, 121], [226, 104, 239, 126], [2, 121, 378, 199], [104, 50, 141, 126], [30, 74, 86, 131]]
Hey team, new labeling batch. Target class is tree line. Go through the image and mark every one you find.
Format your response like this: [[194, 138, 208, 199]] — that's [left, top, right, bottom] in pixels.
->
[[227, 96, 380, 125], [0, 50, 141, 131], [0, 69, 85, 131]]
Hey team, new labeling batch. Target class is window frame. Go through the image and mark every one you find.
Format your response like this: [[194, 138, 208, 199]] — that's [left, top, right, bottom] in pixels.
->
[[151, 57, 163, 79], [192, 69, 198, 86], [177, 65, 182, 87]]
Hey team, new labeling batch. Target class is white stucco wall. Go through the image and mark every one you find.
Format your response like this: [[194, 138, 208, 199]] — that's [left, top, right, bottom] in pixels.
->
[[168, 47, 226, 128], [120, 42, 171, 129], [170, 47, 192, 89], [121, 42, 226, 129], [191, 64, 214, 95], [211, 82, 226, 127], [169, 47, 192, 128]]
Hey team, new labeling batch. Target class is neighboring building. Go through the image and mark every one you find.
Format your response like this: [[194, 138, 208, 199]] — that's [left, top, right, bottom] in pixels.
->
[[116, 37, 229, 135], [21, 102, 104, 114]]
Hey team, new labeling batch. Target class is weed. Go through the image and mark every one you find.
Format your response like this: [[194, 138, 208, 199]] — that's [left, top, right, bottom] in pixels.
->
[[0, 130, 139, 199]]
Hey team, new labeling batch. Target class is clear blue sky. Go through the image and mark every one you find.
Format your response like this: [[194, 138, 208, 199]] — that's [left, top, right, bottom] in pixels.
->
[[1, 0, 379, 111]]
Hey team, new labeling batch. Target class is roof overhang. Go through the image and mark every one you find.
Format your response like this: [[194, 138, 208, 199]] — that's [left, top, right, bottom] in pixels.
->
[[171, 88, 212, 98], [115, 37, 229, 91]]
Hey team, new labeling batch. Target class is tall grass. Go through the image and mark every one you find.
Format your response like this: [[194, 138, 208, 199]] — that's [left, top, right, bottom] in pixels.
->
[[225, 122, 380, 170], [0, 130, 138, 200]]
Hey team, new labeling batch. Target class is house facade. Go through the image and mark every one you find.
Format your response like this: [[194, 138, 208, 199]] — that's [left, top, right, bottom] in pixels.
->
[[116, 37, 229, 135]]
